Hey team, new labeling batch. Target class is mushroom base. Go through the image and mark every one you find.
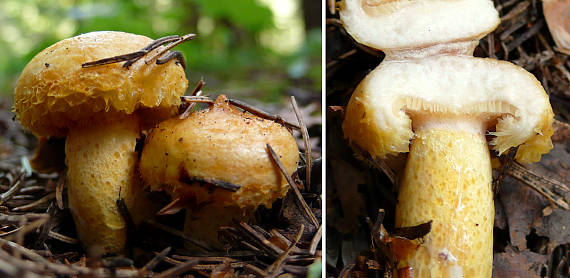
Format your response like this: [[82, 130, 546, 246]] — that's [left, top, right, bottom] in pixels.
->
[[183, 204, 253, 250], [395, 124, 493, 277], [66, 114, 147, 254]]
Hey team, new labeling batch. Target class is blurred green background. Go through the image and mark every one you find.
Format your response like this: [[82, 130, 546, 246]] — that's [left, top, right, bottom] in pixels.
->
[[0, 0, 321, 103]]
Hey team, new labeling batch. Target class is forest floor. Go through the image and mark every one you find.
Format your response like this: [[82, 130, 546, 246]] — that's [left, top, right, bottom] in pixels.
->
[[0, 91, 322, 277]]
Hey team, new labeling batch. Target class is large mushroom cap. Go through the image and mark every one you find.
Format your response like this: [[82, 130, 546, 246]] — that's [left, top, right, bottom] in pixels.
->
[[14, 31, 188, 137], [339, 0, 500, 51], [343, 55, 554, 163], [139, 95, 299, 209]]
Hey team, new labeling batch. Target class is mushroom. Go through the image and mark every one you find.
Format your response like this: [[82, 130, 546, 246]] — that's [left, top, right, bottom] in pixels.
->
[[339, 0, 500, 59], [543, 0, 570, 55], [343, 56, 554, 276], [339, 0, 555, 276], [139, 95, 299, 248], [14, 31, 188, 254]]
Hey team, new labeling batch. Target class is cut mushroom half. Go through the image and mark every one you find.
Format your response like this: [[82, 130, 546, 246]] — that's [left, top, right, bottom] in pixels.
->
[[339, 0, 500, 57], [343, 55, 554, 276]]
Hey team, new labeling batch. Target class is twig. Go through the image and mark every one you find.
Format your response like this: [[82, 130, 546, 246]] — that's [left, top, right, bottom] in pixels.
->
[[244, 263, 269, 276], [179, 80, 205, 119], [0, 238, 48, 263], [339, 263, 356, 278], [500, 19, 527, 41], [0, 170, 25, 206], [290, 96, 312, 191], [190, 262, 245, 271], [19, 186, 46, 194], [0, 227, 23, 238], [171, 255, 238, 263], [228, 98, 300, 130], [0, 213, 48, 225], [500, 0, 531, 21], [351, 144, 398, 188], [508, 162, 569, 210], [266, 224, 305, 277], [160, 255, 184, 265], [266, 144, 319, 227], [153, 258, 199, 278], [82, 34, 194, 69], [12, 192, 56, 212], [392, 221, 433, 240], [494, 148, 518, 194], [326, 49, 357, 70], [0, 248, 140, 277], [81, 51, 146, 68], [144, 34, 196, 65], [156, 197, 183, 215], [56, 182, 64, 210], [238, 222, 282, 256], [505, 19, 544, 53], [156, 51, 186, 69], [181, 175, 241, 192], [269, 229, 303, 253], [116, 196, 136, 256], [495, 0, 519, 12], [48, 231, 79, 244], [180, 95, 214, 104], [488, 34, 496, 59], [309, 225, 322, 256], [122, 35, 181, 68], [142, 247, 171, 272]]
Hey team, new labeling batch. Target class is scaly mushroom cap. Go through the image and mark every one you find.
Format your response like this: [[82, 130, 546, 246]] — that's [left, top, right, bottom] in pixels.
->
[[343, 55, 554, 163], [139, 95, 299, 209], [339, 0, 500, 52], [14, 31, 188, 137]]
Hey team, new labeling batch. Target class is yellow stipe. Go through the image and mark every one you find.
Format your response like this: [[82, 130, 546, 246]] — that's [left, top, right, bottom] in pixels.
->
[[66, 114, 146, 254], [183, 204, 253, 250], [396, 127, 493, 278]]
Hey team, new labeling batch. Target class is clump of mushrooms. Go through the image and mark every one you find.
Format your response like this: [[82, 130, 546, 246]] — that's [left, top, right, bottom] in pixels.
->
[[340, 0, 554, 276], [14, 31, 189, 254], [139, 95, 299, 248]]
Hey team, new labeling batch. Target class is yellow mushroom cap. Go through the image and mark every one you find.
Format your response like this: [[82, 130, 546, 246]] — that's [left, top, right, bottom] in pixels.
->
[[339, 0, 500, 51], [139, 95, 299, 209], [343, 55, 554, 163], [14, 31, 188, 137]]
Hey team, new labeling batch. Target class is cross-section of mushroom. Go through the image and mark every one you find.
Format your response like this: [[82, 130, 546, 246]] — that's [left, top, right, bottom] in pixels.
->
[[343, 55, 554, 276]]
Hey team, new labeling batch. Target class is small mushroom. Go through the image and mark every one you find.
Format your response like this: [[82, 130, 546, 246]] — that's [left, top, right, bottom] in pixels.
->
[[14, 31, 188, 254], [339, 0, 555, 276], [139, 95, 299, 248], [543, 0, 570, 54], [339, 0, 500, 58]]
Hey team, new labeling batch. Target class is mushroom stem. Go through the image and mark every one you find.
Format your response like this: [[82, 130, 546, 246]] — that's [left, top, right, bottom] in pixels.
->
[[183, 204, 252, 250], [65, 114, 144, 254], [395, 117, 494, 277]]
